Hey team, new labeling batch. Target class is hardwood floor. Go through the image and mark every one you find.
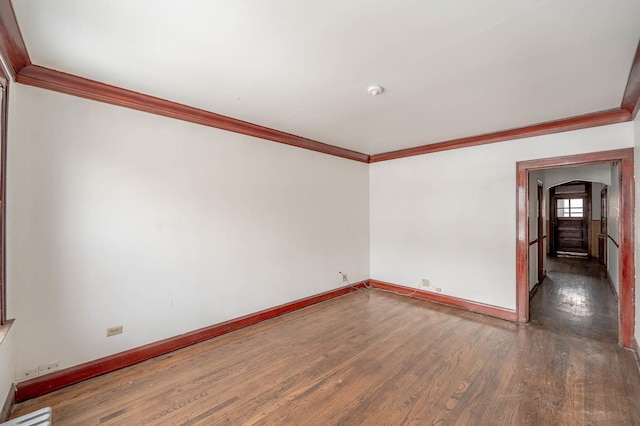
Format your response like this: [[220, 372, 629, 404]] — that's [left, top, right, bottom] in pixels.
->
[[530, 255, 618, 344], [11, 268, 640, 424]]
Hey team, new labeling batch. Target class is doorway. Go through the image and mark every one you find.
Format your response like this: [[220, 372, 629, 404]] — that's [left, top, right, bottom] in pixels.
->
[[549, 182, 591, 256], [516, 148, 635, 348]]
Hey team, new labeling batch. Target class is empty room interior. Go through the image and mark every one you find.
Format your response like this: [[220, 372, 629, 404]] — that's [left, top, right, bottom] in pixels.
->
[[1, 0, 640, 424]]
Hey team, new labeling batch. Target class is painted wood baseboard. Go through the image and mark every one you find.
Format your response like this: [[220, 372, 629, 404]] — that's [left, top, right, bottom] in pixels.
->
[[0, 384, 15, 423], [606, 271, 620, 302], [14, 281, 366, 402], [368, 279, 517, 322], [632, 337, 640, 377], [15, 279, 520, 402], [529, 282, 541, 299]]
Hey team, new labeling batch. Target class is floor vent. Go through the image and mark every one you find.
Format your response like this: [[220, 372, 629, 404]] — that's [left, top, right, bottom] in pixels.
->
[[1, 407, 51, 426]]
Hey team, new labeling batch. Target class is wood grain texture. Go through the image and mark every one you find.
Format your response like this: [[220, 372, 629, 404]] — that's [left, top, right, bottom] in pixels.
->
[[14, 282, 367, 402], [0, 65, 7, 325], [0, 72, 6, 325], [369, 109, 631, 162], [618, 152, 635, 348], [516, 148, 635, 348], [16, 65, 370, 163], [621, 40, 640, 119], [0, 380, 14, 423], [369, 279, 517, 322], [516, 166, 529, 322], [11, 288, 640, 424], [0, 0, 30, 80]]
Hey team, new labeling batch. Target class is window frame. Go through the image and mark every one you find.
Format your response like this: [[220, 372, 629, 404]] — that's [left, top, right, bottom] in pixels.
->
[[556, 198, 585, 218]]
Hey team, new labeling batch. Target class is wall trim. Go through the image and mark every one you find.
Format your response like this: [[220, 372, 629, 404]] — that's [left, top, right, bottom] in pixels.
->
[[369, 109, 631, 163], [368, 279, 517, 322], [14, 278, 525, 402], [0, 5, 638, 163], [0, 0, 30, 80], [529, 282, 542, 299], [14, 281, 367, 402], [516, 148, 635, 348], [608, 234, 620, 248], [621, 40, 640, 119], [632, 337, 640, 377], [16, 65, 370, 163], [0, 383, 14, 423]]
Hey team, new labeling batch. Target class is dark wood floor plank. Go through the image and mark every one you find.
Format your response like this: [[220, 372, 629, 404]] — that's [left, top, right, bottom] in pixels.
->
[[11, 257, 640, 424]]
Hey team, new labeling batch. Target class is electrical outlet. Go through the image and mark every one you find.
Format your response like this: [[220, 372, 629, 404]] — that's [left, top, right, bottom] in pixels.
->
[[38, 362, 59, 375], [420, 279, 441, 292], [107, 325, 123, 337], [16, 368, 38, 381]]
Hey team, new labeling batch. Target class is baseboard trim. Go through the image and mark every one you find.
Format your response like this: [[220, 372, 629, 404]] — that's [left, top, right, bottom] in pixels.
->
[[632, 337, 640, 377], [529, 282, 541, 299], [606, 271, 619, 302], [368, 279, 517, 322], [0, 384, 15, 422], [15, 281, 367, 402]]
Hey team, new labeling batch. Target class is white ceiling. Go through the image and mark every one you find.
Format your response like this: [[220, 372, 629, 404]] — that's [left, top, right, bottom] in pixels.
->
[[12, 0, 640, 155]]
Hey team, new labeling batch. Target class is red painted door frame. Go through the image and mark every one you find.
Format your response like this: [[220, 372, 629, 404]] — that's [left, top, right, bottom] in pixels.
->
[[516, 148, 635, 348]]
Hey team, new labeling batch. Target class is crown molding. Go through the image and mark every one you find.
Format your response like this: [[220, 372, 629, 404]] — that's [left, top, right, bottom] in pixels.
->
[[0, 0, 30, 80], [16, 65, 370, 163], [1, 3, 638, 162], [369, 109, 631, 163], [621, 40, 640, 120]]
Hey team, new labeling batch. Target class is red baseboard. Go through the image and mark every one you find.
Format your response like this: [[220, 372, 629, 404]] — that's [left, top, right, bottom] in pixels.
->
[[0, 384, 15, 422], [369, 279, 517, 322], [14, 281, 366, 402]]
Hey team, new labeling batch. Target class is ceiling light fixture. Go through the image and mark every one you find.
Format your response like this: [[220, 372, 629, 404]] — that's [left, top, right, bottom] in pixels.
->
[[368, 85, 384, 96]]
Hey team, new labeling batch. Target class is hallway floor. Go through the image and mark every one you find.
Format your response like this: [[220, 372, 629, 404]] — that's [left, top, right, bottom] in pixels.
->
[[530, 256, 618, 344]]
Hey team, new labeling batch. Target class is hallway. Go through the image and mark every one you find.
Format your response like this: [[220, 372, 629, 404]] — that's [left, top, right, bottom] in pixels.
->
[[529, 256, 618, 344]]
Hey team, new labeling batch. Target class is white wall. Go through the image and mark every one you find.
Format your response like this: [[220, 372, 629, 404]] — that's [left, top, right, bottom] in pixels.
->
[[7, 85, 370, 375], [543, 164, 611, 192], [608, 162, 620, 295], [370, 122, 633, 310]]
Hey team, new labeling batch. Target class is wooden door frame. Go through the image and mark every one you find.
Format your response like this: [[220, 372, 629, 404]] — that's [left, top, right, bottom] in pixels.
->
[[516, 148, 635, 348], [600, 186, 608, 266], [537, 183, 544, 283]]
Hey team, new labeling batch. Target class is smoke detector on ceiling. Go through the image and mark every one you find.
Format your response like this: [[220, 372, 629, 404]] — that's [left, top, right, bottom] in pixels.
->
[[367, 85, 384, 96]]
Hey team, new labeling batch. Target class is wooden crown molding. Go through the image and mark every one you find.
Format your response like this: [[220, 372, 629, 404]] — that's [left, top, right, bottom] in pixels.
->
[[1, 3, 639, 162], [16, 65, 370, 163], [369, 109, 631, 163], [0, 0, 30, 80], [621, 40, 640, 119]]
